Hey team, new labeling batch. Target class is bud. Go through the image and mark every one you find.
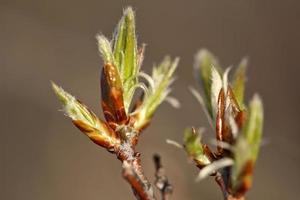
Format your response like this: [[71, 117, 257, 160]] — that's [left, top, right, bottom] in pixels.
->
[[112, 7, 138, 113], [183, 128, 212, 168], [194, 49, 221, 117], [100, 63, 127, 126], [51, 82, 119, 149], [231, 94, 263, 194]]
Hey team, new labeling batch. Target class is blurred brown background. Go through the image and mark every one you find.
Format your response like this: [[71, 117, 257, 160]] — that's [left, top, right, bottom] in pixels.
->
[[1, 0, 299, 199]]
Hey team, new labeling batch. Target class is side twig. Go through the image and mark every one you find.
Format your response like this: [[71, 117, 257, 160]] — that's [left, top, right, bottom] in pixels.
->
[[153, 154, 173, 200]]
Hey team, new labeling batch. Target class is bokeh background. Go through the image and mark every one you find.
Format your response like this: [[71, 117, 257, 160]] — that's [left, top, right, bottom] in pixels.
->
[[1, 0, 299, 199]]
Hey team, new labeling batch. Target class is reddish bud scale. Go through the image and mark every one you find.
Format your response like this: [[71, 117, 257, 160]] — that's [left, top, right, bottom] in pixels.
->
[[235, 111, 247, 129], [216, 89, 225, 144], [72, 119, 118, 150], [227, 87, 246, 129], [216, 89, 232, 156], [227, 87, 241, 114], [231, 160, 254, 197], [203, 144, 217, 162], [101, 63, 128, 126]]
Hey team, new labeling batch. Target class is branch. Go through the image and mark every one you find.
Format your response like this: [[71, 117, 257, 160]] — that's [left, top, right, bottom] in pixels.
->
[[118, 142, 156, 200], [122, 159, 155, 200], [153, 154, 173, 200]]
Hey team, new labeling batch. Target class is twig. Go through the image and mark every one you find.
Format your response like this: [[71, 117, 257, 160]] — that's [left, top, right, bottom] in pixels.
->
[[117, 140, 156, 200], [122, 158, 155, 200], [153, 154, 173, 200]]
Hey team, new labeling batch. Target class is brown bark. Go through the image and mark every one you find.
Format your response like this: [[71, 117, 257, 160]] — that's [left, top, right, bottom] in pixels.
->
[[122, 158, 155, 200], [117, 141, 156, 200]]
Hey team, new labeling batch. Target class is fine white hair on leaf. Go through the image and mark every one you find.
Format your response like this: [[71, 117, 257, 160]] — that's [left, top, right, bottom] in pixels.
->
[[132, 82, 150, 98], [222, 67, 231, 96], [209, 139, 232, 151], [96, 34, 114, 64], [165, 96, 180, 108], [128, 83, 150, 116], [138, 71, 155, 92], [166, 139, 183, 149], [189, 86, 213, 128], [223, 67, 232, 110], [196, 158, 234, 182], [210, 66, 223, 117]]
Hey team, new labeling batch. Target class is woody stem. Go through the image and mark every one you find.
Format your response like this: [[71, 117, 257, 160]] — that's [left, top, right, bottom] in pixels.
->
[[153, 154, 173, 200], [117, 140, 156, 200]]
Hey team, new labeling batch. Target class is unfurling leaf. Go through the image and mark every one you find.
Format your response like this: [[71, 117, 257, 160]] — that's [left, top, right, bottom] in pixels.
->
[[183, 128, 211, 168], [51, 82, 119, 149], [211, 66, 223, 120], [243, 94, 263, 161], [232, 58, 247, 108], [112, 7, 138, 113], [96, 35, 115, 65], [133, 56, 179, 130], [194, 49, 221, 117], [231, 94, 263, 194]]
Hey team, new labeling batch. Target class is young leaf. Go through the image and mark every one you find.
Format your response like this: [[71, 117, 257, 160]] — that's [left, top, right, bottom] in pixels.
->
[[232, 58, 247, 108], [211, 66, 223, 119], [243, 94, 264, 160], [112, 7, 138, 113], [231, 94, 263, 193], [96, 35, 115, 65], [183, 128, 211, 168], [194, 49, 221, 117], [132, 57, 179, 130], [51, 82, 119, 149]]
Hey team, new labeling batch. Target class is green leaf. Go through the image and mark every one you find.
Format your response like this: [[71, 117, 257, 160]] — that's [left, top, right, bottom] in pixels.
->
[[96, 35, 115, 65], [133, 57, 179, 130], [232, 58, 247, 108], [231, 136, 252, 190], [243, 94, 264, 160], [231, 94, 263, 191], [51, 82, 119, 148], [112, 7, 138, 113], [183, 128, 211, 166], [194, 49, 221, 117]]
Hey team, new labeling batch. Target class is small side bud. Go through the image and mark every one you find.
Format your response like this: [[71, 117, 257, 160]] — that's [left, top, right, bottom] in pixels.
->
[[51, 82, 119, 149], [183, 128, 212, 168]]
